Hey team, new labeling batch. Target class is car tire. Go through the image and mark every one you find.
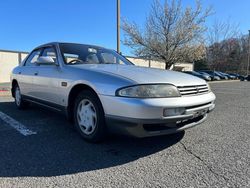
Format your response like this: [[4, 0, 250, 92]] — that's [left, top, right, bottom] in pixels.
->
[[14, 84, 29, 109], [73, 90, 106, 142]]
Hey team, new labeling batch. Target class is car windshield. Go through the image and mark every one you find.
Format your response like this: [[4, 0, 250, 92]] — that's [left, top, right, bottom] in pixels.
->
[[59, 43, 133, 65]]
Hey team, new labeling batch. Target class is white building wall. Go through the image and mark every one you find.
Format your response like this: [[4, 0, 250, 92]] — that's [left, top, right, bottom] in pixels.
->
[[173, 63, 194, 71], [127, 57, 192, 70], [0, 52, 19, 83], [127, 57, 166, 69], [21, 53, 28, 61], [0, 51, 29, 83]]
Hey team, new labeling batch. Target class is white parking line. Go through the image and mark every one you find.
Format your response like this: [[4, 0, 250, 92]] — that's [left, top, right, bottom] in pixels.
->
[[0, 111, 37, 136]]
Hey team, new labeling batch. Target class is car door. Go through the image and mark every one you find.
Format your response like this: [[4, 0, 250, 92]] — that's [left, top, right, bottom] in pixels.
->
[[17, 49, 42, 97], [32, 46, 62, 105]]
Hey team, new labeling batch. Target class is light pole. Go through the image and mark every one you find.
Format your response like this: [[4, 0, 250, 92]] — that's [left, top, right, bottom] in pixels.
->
[[247, 30, 250, 75], [117, 0, 120, 53]]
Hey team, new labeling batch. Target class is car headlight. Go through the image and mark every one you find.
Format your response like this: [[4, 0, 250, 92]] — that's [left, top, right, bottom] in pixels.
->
[[116, 84, 181, 98]]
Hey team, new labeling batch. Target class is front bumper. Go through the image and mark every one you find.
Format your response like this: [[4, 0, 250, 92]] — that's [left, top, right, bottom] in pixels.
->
[[99, 92, 216, 137], [106, 113, 209, 137]]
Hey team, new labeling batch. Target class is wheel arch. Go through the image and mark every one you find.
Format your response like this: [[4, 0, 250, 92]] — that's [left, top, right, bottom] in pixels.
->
[[67, 84, 102, 121]]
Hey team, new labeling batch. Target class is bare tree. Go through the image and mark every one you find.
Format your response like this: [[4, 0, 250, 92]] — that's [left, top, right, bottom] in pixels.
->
[[206, 19, 240, 71], [122, 0, 211, 69], [207, 19, 239, 46], [238, 35, 249, 74]]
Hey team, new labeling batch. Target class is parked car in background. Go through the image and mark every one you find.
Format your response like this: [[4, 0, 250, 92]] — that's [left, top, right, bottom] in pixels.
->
[[200, 70, 227, 80], [228, 73, 239, 79], [198, 71, 221, 81], [229, 73, 246, 81], [246, 75, 250, 81], [225, 73, 237, 80], [10, 42, 216, 142], [184, 71, 211, 81], [218, 72, 236, 79], [214, 71, 228, 80]]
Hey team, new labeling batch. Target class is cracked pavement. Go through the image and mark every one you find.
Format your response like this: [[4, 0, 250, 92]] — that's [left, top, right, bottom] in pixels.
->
[[0, 82, 249, 187]]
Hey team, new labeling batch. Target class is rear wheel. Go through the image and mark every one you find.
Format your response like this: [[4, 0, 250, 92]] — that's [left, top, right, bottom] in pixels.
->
[[14, 84, 29, 109], [74, 90, 106, 142]]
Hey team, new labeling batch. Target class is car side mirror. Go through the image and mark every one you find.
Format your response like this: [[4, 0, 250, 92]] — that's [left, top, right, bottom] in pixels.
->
[[36, 56, 58, 66]]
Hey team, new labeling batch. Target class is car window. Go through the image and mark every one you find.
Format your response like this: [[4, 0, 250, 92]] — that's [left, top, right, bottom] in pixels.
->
[[86, 53, 99, 64], [64, 53, 79, 64], [41, 47, 57, 64], [101, 52, 125, 64], [24, 49, 42, 66]]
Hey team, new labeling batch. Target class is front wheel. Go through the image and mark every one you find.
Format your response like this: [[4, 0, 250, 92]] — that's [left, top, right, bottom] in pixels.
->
[[74, 90, 106, 142]]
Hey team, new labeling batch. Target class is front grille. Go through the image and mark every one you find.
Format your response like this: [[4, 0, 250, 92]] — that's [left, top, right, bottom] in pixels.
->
[[177, 84, 209, 96]]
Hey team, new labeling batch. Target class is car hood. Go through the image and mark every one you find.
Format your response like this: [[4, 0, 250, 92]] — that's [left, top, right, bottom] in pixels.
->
[[72, 64, 207, 86]]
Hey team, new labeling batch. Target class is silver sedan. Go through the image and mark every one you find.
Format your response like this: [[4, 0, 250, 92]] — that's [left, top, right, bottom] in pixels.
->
[[11, 42, 216, 142]]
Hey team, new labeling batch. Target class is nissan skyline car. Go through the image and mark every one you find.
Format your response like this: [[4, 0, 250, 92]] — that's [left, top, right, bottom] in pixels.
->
[[11, 42, 216, 142]]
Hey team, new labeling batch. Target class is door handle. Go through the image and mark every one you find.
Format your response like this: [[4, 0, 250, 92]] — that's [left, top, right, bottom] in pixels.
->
[[34, 72, 38, 76]]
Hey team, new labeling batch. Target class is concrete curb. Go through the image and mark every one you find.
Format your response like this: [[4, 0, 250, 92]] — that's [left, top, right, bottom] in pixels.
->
[[208, 80, 241, 84], [0, 83, 11, 97], [0, 82, 11, 96], [0, 91, 11, 97]]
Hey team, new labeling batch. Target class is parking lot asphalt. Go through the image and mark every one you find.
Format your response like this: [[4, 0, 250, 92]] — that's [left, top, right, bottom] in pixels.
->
[[0, 82, 249, 188]]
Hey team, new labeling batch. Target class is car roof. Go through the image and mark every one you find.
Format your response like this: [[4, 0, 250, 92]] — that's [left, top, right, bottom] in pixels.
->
[[34, 42, 106, 51]]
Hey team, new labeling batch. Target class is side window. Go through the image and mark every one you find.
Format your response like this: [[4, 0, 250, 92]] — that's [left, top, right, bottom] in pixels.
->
[[41, 47, 57, 64], [101, 52, 125, 64], [101, 53, 115, 63], [64, 53, 79, 64], [24, 50, 42, 66], [85, 53, 99, 64]]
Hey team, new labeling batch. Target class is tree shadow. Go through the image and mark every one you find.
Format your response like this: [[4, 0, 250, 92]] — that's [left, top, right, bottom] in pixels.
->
[[0, 101, 184, 177]]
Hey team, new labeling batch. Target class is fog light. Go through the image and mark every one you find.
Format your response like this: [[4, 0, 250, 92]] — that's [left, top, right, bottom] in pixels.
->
[[163, 108, 185, 117]]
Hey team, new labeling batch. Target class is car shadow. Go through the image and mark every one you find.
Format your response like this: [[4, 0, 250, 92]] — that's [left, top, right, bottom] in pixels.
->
[[0, 101, 184, 177]]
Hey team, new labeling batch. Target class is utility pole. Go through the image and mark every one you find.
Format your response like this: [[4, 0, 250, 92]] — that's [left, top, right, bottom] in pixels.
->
[[117, 0, 120, 53], [247, 30, 250, 75]]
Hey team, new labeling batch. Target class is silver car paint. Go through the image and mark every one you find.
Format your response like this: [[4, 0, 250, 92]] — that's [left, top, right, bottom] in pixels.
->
[[100, 92, 215, 119], [72, 64, 207, 86], [12, 64, 136, 106]]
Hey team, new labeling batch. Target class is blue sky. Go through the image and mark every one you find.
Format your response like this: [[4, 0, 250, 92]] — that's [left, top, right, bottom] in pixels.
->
[[0, 0, 249, 55]]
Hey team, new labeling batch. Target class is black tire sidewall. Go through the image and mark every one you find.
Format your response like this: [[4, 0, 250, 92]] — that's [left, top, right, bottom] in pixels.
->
[[14, 84, 22, 109], [14, 84, 28, 109], [73, 90, 106, 142]]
